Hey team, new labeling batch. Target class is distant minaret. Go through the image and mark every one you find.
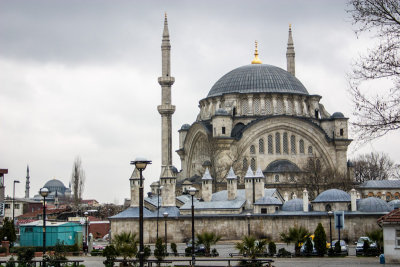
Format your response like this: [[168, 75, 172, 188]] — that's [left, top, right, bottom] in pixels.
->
[[158, 13, 177, 207], [25, 165, 30, 199], [286, 24, 295, 76]]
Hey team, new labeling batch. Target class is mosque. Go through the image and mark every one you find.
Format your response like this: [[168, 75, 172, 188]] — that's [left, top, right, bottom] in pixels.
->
[[110, 16, 398, 242]]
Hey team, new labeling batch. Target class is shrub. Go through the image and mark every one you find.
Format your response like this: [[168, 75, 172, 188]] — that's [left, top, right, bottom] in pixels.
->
[[153, 238, 167, 262], [102, 245, 117, 267], [5, 256, 15, 267], [143, 245, 151, 260], [170, 242, 178, 256], [268, 241, 276, 256], [0, 247, 7, 253], [334, 240, 341, 254], [17, 247, 35, 263], [304, 237, 313, 256], [314, 223, 327, 256], [211, 248, 219, 257], [277, 248, 291, 258], [362, 239, 370, 256], [90, 249, 103, 256]]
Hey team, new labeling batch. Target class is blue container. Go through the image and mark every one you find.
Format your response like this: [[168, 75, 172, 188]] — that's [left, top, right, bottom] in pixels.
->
[[379, 254, 385, 264]]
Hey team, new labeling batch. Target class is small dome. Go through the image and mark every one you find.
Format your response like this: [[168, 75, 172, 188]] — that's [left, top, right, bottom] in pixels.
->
[[331, 112, 345, 119], [357, 197, 392, 212], [313, 189, 351, 203], [180, 124, 191, 130], [207, 64, 309, 98], [43, 179, 67, 194], [215, 108, 229, 116], [282, 198, 303, 211], [388, 199, 400, 209]]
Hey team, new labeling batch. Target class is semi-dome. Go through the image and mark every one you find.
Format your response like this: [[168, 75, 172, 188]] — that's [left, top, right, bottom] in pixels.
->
[[357, 197, 392, 212], [282, 198, 303, 211], [312, 189, 351, 203], [207, 64, 309, 98]]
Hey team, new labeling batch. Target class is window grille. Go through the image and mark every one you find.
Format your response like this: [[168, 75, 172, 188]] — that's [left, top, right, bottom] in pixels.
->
[[242, 99, 248, 115], [250, 145, 255, 154], [308, 146, 313, 155], [396, 230, 400, 247], [265, 99, 272, 114], [243, 158, 248, 170], [275, 175, 279, 182], [259, 139, 264, 154], [299, 139, 305, 154], [268, 135, 273, 154], [275, 133, 281, 154], [251, 158, 256, 170], [287, 100, 293, 114], [283, 132, 288, 154], [290, 176, 295, 182], [291, 135, 296, 154], [276, 99, 284, 114], [254, 98, 260, 114]]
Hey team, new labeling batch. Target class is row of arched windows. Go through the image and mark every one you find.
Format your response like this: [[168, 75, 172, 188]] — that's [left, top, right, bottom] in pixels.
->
[[250, 133, 314, 155]]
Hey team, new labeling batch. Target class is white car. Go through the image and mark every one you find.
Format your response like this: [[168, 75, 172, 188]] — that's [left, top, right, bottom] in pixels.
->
[[355, 237, 377, 255]]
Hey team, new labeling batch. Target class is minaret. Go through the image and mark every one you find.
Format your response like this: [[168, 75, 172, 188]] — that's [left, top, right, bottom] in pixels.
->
[[25, 165, 30, 199], [286, 24, 295, 76], [129, 167, 140, 207], [158, 14, 176, 207]]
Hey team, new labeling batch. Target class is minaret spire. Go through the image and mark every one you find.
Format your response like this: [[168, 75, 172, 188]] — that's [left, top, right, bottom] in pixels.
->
[[158, 13, 176, 207], [286, 24, 295, 76], [25, 165, 30, 199]]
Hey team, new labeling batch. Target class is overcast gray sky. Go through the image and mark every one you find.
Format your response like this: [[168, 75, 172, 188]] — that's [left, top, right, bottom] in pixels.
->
[[1, 0, 399, 204]]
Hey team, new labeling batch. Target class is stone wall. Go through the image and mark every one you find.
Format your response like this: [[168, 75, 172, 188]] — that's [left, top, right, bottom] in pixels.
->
[[110, 213, 381, 243]]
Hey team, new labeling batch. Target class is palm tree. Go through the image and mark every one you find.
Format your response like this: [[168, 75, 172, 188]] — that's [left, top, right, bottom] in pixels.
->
[[196, 231, 222, 256], [112, 232, 138, 261], [235, 235, 268, 259], [280, 226, 310, 256]]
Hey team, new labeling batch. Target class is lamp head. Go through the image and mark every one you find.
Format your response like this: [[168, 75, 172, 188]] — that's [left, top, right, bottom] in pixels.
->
[[328, 211, 333, 215], [130, 157, 152, 170], [163, 212, 169, 218], [39, 187, 49, 197], [246, 213, 251, 218], [188, 187, 197, 196], [84, 211, 89, 216], [14, 180, 20, 184]]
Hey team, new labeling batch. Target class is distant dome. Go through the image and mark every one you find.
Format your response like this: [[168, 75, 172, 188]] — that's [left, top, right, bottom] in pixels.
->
[[43, 179, 67, 194], [207, 64, 309, 98], [331, 112, 345, 119], [215, 108, 229, 116], [313, 189, 351, 203], [389, 199, 400, 209], [357, 197, 392, 212], [180, 124, 191, 130], [282, 198, 303, 211]]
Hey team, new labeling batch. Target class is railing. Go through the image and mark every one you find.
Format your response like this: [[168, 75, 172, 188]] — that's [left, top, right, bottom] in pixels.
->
[[114, 258, 274, 267], [0, 259, 84, 267]]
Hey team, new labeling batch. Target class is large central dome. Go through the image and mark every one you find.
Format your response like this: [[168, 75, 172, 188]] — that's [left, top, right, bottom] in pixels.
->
[[207, 64, 309, 98]]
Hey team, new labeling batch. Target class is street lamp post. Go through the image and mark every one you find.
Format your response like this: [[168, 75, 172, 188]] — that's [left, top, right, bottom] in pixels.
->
[[84, 211, 89, 254], [39, 187, 49, 265], [188, 187, 197, 267], [246, 213, 251, 236], [328, 211, 333, 247], [130, 158, 152, 267], [163, 212, 168, 254], [12, 180, 20, 224]]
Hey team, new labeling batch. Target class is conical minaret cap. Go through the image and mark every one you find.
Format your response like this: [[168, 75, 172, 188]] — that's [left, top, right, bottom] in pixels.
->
[[254, 168, 264, 178], [202, 167, 213, 180], [162, 12, 170, 40], [287, 24, 294, 47], [226, 167, 237, 180], [244, 166, 254, 178], [130, 167, 141, 180]]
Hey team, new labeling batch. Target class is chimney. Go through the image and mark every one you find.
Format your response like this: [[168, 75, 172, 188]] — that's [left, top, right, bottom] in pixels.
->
[[244, 166, 255, 209], [226, 167, 238, 200], [351, 188, 357, 212], [303, 189, 309, 212], [201, 168, 213, 202]]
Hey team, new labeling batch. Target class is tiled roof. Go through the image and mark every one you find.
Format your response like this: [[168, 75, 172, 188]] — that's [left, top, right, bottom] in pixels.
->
[[109, 206, 180, 219], [207, 64, 309, 98], [254, 196, 282, 205], [358, 180, 400, 189], [211, 189, 277, 201], [378, 208, 400, 224], [180, 199, 245, 210]]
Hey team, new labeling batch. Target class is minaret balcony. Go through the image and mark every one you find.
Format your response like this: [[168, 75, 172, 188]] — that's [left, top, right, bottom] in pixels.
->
[[158, 76, 175, 86], [158, 104, 176, 115]]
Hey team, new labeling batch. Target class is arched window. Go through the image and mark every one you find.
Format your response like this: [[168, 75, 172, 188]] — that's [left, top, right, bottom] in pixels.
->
[[325, 204, 331, 212], [242, 99, 248, 115], [291, 135, 296, 154], [254, 98, 260, 114], [251, 158, 256, 170], [268, 135, 273, 154], [283, 132, 288, 154], [243, 158, 248, 170], [316, 159, 321, 172], [259, 139, 264, 154], [250, 145, 256, 154], [274, 175, 280, 183], [308, 146, 313, 155], [299, 139, 305, 154], [275, 133, 281, 154]]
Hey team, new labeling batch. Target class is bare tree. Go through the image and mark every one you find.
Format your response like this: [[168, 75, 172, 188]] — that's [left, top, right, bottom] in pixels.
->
[[352, 152, 397, 183], [299, 155, 353, 199], [347, 0, 400, 142], [71, 156, 85, 206]]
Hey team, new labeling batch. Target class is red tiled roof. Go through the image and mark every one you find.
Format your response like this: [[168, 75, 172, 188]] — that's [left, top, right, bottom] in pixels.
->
[[17, 208, 67, 220], [378, 208, 400, 225]]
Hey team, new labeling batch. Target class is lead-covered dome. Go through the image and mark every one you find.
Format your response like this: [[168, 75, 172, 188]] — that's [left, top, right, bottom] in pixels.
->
[[312, 189, 351, 203], [207, 64, 309, 98], [282, 198, 303, 211], [43, 179, 68, 194], [357, 197, 392, 212]]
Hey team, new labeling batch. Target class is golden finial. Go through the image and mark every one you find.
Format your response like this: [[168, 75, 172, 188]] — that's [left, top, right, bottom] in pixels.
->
[[289, 23, 292, 29], [165, 12, 167, 19], [251, 40, 262, 64]]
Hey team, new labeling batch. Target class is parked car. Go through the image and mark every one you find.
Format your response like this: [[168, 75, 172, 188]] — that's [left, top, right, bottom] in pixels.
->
[[185, 239, 206, 255], [355, 237, 377, 255], [331, 240, 348, 256]]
